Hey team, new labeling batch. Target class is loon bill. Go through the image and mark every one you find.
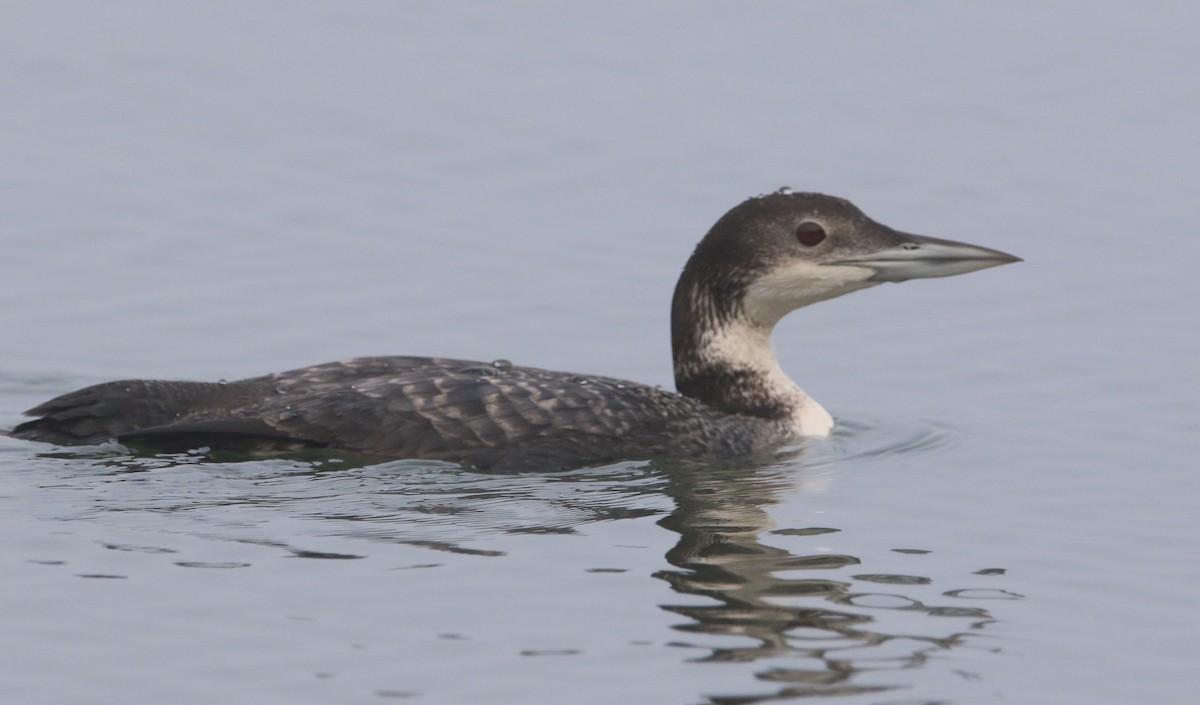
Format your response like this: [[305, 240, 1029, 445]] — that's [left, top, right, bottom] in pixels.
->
[[10, 191, 1020, 472]]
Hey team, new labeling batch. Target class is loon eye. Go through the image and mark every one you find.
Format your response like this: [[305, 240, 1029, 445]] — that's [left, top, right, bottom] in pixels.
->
[[794, 222, 827, 247]]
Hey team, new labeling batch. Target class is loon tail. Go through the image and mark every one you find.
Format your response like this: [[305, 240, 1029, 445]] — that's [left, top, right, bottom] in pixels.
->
[[10, 379, 297, 451]]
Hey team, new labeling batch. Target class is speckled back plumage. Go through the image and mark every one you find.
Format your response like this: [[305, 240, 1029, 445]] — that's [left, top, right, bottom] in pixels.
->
[[12, 356, 785, 471]]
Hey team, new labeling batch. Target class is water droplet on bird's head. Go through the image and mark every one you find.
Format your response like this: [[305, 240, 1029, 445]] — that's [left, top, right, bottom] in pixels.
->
[[491, 359, 513, 370], [776, 186, 793, 195]]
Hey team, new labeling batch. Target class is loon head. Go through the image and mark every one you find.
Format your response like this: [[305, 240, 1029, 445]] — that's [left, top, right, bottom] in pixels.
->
[[671, 190, 1020, 433], [674, 190, 1022, 329]]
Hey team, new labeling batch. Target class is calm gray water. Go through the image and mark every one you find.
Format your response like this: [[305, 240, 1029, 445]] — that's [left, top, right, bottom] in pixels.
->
[[2, 2, 1197, 704]]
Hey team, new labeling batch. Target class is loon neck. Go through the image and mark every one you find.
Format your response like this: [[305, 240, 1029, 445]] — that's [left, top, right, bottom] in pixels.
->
[[671, 299, 833, 437]]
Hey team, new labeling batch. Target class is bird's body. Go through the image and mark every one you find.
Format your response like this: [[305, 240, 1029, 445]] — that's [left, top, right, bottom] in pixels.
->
[[19, 356, 793, 472], [10, 191, 1020, 471]]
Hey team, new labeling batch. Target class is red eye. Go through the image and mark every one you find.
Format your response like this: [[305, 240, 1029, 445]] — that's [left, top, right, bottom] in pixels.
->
[[795, 222, 826, 247]]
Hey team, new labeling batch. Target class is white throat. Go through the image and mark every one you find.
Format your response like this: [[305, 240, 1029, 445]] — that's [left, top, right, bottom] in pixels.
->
[[701, 258, 878, 437], [741, 259, 877, 328]]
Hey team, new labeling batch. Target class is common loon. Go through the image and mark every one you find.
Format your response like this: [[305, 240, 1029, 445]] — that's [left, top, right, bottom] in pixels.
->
[[10, 191, 1019, 471]]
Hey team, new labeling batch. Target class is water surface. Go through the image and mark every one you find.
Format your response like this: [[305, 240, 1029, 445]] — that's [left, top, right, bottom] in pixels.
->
[[2, 3, 1197, 704]]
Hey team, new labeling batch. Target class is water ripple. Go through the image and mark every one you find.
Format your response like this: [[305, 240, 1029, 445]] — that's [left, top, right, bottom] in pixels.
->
[[800, 414, 960, 470]]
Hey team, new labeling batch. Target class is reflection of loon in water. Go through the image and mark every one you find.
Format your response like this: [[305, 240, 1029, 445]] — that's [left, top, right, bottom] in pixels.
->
[[11, 191, 1019, 471]]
